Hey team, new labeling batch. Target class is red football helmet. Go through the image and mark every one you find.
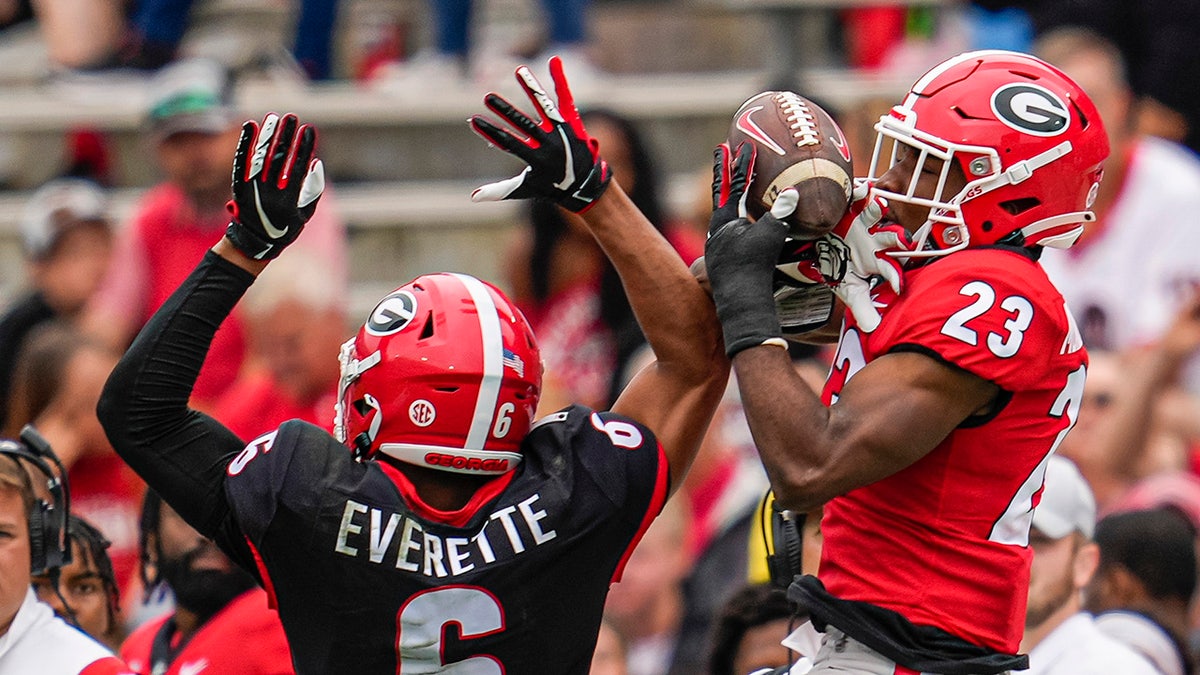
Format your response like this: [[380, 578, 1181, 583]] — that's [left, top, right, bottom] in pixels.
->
[[334, 273, 542, 475], [867, 50, 1110, 258]]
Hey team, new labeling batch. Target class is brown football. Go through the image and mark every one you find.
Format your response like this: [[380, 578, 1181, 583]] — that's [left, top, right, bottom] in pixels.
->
[[727, 91, 854, 239]]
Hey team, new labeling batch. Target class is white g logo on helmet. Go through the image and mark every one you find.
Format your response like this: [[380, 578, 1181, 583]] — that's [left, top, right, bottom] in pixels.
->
[[990, 83, 1070, 137], [365, 291, 418, 336]]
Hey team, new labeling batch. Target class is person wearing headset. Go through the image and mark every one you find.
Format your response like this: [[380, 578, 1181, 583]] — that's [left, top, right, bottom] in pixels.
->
[[32, 515, 126, 652], [0, 427, 131, 674]]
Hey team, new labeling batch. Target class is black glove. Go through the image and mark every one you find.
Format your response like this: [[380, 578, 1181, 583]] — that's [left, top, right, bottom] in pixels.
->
[[705, 142, 792, 357], [468, 56, 611, 213], [225, 113, 325, 260]]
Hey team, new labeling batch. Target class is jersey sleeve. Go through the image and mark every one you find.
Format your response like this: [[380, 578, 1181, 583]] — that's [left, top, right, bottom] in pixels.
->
[[533, 405, 670, 525], [876, 250, 1070, 391], [224, 420, 354, 546], [223, 422, 302, 547]]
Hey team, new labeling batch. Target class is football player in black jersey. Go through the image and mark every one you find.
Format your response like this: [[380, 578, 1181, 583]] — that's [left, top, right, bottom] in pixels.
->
[[98, 57, 735, 674]]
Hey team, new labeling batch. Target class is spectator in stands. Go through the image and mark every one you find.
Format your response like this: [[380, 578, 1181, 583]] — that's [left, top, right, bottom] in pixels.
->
[[1021, 455, 1157, 673], [31, 0, 339, 80], [707, 583, 795, 675], [1056, 291, 1200, 508], [5, 323, 142, 597], [665, 401, 766, 674], [29, 0, 126, 72], [32, 514, 125, 652], [506, 109, 701, 413], [379, 0, 594, 86], [0, 437, 129, 673], [602, 496, 691, 675], [1035, 29, 1200, 358], [1086, 508, 1197, 675], [119, 0, 341, 79], [121, 490, 292, 674], [0, 178, 112, 432], [0, 0, 32, 31], [213, 250, 346, 440], [81, 57, 346, 411]]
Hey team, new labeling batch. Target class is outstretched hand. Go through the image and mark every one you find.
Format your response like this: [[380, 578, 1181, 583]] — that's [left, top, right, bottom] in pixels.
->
[[225, 113, 325, 261], [469, 56, 611, 213]]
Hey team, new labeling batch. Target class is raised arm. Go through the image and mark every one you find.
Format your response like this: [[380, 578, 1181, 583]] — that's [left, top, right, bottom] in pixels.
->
[[97, 113, 324, 535], [469, 57, 728, 493]]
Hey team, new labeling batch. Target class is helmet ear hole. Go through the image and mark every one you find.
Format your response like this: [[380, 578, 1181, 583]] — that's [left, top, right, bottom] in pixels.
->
[[353, 397, 372, 415], [999, 198, 1040, 216], [1072, 100, 1091, 129]]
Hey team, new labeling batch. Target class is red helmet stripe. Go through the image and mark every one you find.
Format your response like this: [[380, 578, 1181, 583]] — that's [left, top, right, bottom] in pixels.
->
[[452, 274, 505, 450]]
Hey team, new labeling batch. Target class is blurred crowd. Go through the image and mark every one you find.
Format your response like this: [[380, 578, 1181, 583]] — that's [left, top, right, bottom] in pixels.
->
[[0, 1, 1198, 674]]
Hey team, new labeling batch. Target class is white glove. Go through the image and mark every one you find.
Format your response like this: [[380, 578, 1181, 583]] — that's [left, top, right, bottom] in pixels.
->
[[773, 180, 909, 332]]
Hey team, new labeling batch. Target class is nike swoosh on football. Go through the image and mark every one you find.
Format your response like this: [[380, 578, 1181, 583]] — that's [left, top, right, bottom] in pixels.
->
[[829, 126, 851, 163], [254, 183, 289, 239], [736, 106, 787, 156]]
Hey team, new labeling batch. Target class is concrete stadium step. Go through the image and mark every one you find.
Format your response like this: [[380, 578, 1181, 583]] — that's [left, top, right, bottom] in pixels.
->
[[0, 66, 909, 191], [0, 172, 708, 313]]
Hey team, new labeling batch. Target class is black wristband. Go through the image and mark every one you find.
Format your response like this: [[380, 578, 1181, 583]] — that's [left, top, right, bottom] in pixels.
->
[[706, 217, 788, 358], [224, 221, 275, 260], [715, 288, 785, 357]]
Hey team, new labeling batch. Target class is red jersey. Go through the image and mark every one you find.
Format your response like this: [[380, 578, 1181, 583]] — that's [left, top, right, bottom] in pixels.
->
[[819, 248, 1087, 653], [95, 184, 246, 405], [121, 589, 293, 675]]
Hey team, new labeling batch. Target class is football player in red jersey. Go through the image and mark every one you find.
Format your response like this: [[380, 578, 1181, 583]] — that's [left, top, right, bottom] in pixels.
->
[[97, 56, 728, 674], [704, 50, 1109, 674]]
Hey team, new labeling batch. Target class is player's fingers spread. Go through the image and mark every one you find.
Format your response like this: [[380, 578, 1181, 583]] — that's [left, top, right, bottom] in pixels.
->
[[253, 112, 280, 181], [471, 169, 530, 203], [249, 113, 280, 181], [548, 56, 583, 131], [233, 120, 258, 182], [484, 94, 541, 140], [515, 65, 563, 128], [470, 117, 537, 162], [298, 159, 325, 210], [293, 124, 318, 174], [268, 114, 300, 187]]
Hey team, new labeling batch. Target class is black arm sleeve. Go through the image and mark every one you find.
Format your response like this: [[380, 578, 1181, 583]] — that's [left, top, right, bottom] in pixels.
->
[[97, 250, 255, 540]]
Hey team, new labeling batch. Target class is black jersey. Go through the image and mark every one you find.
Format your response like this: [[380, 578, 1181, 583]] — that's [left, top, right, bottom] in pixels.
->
[[222, 405, 668, 674]]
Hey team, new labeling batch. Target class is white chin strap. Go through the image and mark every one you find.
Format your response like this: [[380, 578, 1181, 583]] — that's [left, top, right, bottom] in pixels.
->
[[378, 443, 523, 476]]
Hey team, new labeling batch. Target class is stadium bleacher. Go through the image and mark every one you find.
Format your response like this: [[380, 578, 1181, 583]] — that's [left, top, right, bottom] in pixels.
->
[[0, 0, 913, 317]]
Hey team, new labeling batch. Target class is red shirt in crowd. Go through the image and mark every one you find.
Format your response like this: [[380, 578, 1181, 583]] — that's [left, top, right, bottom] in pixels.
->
[[121, 589, 293, 675]]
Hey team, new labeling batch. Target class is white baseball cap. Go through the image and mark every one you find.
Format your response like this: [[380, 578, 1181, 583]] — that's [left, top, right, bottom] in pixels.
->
[[20, 178, 109, 260], [1032, 455, 1096, 539], [145, 58, 236, 142]]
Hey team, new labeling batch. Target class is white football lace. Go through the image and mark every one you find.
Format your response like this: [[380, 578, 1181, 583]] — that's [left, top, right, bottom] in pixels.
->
[[777, 93, 820, 148]]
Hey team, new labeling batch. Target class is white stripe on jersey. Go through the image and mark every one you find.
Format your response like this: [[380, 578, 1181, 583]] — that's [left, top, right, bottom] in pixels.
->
[[452, 273, 504, 450]]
